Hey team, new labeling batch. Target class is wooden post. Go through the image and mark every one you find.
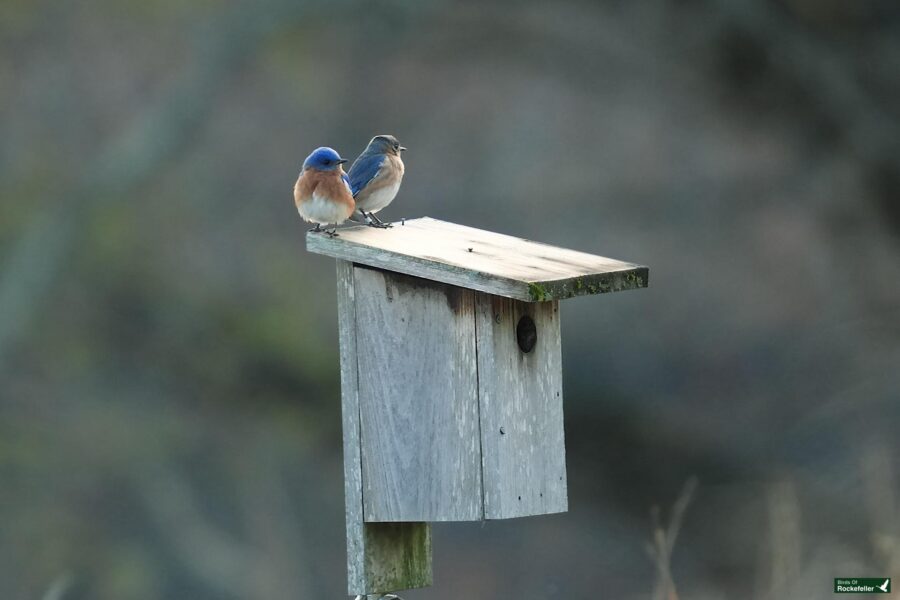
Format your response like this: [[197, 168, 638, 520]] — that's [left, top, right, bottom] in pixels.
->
[[313, 218, 648, 597]]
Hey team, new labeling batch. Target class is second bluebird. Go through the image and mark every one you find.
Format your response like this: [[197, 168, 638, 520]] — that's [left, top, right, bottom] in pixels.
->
[[347, 134, 406, 228]]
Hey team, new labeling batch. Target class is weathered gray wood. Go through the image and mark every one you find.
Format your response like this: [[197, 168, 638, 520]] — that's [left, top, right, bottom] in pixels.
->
[[336, 259, 368, 593], [353, 266, 484, 522], [307, 217, 648, 302], [475, 294, 568, 519], [326, 219, 649, 594], [337, 260, 433, 595]]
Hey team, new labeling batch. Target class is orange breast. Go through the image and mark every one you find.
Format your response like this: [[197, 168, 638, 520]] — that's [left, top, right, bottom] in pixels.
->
[[294, 169, 355, 212]]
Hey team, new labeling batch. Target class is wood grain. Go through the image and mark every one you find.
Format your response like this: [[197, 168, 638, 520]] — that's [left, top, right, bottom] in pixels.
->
[[308, 217, 648, 302], [337, 260, 432, 595], [354, 266, 484, 522], [475, 294, 568, 519]]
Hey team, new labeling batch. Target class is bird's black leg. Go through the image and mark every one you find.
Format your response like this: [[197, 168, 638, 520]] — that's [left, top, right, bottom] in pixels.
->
[[308, 223, 323, 232], [326, 223, 339, 237], [367, 212, 393, 228]]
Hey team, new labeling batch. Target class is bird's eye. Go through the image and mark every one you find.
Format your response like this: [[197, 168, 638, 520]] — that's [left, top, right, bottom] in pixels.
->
[[393, 144, 400, 150], [323, 159, 330, 165]]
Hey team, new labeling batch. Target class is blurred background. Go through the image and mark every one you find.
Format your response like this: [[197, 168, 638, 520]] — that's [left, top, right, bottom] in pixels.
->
[[2, 0, 899, 598]]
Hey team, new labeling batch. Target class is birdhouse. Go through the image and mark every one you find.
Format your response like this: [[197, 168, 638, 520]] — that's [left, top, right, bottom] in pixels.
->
[[307, 217, 648, 597]]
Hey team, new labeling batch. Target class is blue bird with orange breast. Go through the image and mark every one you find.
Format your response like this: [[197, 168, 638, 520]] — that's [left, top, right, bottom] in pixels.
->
[[294, 147, 355, 237], [347, 134, 406, 228]]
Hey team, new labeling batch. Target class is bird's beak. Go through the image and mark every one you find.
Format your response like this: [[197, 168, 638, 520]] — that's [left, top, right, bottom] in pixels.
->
[[337, 158, 349, 164], [399, 146, 407, 152]]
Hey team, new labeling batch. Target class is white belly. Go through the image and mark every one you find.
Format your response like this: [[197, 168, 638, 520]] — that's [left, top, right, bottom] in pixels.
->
[[356, 181, 401, 213], [298, 193, 350, 225]]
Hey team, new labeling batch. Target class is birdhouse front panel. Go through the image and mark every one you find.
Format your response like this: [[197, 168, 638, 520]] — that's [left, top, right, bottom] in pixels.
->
[[348, 262, 569, 523], [353, 266, 484, 522], [475, 294, 568, 519]]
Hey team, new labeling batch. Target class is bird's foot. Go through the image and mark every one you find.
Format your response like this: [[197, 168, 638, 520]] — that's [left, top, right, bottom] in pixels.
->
[[308, 224, 323, 232], [367, 214, 393, 228]]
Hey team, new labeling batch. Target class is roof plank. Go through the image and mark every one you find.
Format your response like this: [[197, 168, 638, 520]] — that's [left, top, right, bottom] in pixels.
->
[[306, 217, 648, 302]]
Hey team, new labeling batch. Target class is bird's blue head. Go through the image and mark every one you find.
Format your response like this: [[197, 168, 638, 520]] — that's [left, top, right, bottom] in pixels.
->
[[303, 147, 348, 171]]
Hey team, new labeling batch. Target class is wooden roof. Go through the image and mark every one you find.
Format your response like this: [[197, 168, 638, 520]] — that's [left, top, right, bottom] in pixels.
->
[[306, 217, 648, 302]]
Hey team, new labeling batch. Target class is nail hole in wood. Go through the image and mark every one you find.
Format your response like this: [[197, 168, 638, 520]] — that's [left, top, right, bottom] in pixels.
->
[[516, 315, 537, 353]]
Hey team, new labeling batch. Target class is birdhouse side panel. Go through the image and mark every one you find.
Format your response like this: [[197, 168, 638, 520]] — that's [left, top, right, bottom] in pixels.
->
[[475, 294, 568, 519], [336, 260, 368, 592], [354, 266, 484, 522], [336, 261, 433, 595]]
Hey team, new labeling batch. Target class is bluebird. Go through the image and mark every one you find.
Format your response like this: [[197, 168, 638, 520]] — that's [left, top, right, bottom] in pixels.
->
[[294, 147, 355, 237], [347, 134, 406, 228]]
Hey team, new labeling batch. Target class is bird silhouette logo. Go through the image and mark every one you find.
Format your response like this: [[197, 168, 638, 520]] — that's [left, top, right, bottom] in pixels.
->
[[877, 578, 890, 593]]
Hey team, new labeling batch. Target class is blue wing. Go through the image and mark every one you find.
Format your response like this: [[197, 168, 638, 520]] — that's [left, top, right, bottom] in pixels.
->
[[347, 153, 385, 197]]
